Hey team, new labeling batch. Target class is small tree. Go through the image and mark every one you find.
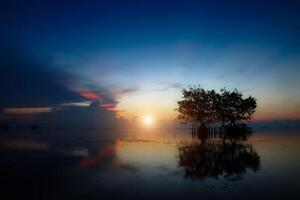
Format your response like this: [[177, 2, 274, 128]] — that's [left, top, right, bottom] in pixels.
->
[[176, 86, 256, 126]]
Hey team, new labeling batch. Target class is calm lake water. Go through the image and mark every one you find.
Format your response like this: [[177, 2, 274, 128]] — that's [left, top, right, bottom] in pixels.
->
[[1, 128, 300, 199]]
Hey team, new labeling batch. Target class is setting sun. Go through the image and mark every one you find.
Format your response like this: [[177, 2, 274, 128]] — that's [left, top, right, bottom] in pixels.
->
[[144, 115, 153, 126]]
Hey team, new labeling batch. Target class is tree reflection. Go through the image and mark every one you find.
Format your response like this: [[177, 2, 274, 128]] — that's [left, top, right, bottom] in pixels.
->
[[178, 124, 260, 181]]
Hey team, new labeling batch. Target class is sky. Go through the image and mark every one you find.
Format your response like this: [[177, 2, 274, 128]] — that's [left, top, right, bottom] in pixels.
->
[[0, 0, 300, 127]]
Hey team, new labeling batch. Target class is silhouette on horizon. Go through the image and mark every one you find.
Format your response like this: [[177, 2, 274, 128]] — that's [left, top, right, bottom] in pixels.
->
[[177, 86, 257, 128]]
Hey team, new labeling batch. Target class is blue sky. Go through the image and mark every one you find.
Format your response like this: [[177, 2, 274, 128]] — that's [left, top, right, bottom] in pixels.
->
[[1, 0, 300, 125]]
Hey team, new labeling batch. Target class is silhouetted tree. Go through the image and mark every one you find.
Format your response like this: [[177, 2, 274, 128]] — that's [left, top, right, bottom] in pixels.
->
[[176, 86, 256, 126], [217, 88, 256, 126], [176, 86, 218, 127]]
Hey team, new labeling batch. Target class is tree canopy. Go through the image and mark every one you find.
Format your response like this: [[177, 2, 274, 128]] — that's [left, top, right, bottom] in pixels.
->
[[176, 86, 257, 126]]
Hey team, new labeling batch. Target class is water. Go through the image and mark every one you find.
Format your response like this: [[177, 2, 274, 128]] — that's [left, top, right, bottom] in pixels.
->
[[1, 128, 300, 199]]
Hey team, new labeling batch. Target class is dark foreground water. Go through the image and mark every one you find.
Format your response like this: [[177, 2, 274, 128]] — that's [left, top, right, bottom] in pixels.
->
[[1, 128, 300, 200]]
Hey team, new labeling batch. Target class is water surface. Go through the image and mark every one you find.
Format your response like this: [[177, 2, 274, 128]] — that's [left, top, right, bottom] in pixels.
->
[[1, 128, 300, 199]]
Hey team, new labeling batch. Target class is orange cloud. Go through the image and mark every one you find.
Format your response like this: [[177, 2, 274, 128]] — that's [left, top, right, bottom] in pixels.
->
[[115, 110, 126, 118], [79, 91, 101, 100]]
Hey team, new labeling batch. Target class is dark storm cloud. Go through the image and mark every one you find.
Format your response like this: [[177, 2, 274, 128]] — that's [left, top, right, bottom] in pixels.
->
[[38, 101, 127, 128], [0, 42, 84, 107], [0, 41, 119, 109], [0, 41, 128, 127]]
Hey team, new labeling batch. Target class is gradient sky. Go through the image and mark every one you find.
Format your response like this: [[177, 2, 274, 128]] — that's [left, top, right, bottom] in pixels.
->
[[1, 0, 300, 126]]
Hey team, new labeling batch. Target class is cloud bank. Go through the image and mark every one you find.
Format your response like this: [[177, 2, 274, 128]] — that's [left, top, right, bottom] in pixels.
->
[[0, 42, 127, 128]]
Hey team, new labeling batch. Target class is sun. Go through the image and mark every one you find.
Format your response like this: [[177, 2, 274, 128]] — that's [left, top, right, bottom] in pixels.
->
[[144, 115, 153, 126]]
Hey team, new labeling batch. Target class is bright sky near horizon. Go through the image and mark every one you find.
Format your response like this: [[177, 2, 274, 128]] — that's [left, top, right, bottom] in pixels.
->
[[1, 0, 300, 126]]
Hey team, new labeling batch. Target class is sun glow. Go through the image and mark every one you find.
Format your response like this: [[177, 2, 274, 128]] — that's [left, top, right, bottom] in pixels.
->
[[144, 115, 153, 126]]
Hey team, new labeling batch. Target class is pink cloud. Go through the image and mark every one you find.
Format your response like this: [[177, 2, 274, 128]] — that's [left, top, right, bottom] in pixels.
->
[[79, 91, 101, 100], [100, 103, 116, 110]]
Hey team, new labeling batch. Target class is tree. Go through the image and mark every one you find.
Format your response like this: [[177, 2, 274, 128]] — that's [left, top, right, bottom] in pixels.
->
[[176, 86, 256, 126], [217, 88, 256, 126], [176, 86, 218, 126]]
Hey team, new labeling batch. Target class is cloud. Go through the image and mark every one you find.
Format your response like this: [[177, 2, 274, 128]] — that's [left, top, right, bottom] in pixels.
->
[[100, 103, 117, 110], [0, 42, 84, 108], [1, 101, 128, 128], [37, 101, 127, 128], [159, 82, 183, 89], [79, 91, 102, 100], [152, 82, 183, 91], [0, 41, 126, 127], [114, 87, 139, 96], [0, 41, 120, 110], [4, 107, 53, 115]]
